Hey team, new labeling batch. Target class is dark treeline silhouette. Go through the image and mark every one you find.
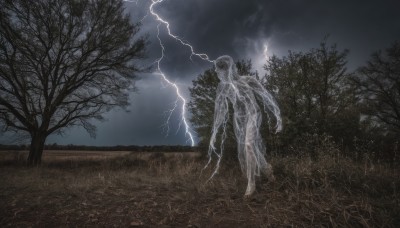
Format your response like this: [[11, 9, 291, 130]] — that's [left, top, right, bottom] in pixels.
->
[[0, 144, 196, 153]]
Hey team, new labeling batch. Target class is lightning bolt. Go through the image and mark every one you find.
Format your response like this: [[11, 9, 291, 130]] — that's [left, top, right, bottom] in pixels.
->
[[124, 0, 214, 146], [149, 0, 213, 63], [154, 24, 195, 146]]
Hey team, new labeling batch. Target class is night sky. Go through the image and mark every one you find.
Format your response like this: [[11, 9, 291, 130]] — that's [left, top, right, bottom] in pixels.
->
[[43, 0, 400, 146]]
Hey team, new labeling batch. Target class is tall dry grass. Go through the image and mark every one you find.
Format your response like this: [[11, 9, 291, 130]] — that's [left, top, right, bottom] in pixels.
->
[[0, 147, 399, 227]]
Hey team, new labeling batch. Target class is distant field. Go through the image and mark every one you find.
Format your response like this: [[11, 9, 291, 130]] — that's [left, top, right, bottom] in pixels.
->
[[0, 150, 399, 227], [0, 150, 130, 161], [0, 150, 200, 162]]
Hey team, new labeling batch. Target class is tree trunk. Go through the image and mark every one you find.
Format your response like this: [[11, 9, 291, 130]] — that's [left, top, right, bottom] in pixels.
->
[[27, 132, 46, 166]]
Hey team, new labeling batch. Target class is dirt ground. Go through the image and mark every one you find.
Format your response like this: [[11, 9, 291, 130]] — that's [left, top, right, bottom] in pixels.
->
[[0, 150, 399, 227]]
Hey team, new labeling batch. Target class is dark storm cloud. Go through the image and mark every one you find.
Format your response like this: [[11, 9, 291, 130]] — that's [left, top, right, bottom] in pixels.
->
[[157, 0, 274, 60], [49, 0, 400, 146], [151, 0, 400, 71]]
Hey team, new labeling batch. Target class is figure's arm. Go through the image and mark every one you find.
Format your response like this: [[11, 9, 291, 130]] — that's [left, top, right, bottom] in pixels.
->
[[246, 77, 282, 132]]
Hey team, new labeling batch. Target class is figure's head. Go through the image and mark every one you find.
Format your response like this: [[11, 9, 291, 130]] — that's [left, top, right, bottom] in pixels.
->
[[214, 55, 238, 82]]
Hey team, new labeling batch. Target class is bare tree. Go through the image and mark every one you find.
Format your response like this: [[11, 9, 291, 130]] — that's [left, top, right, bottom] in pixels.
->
[[352, 41, 400, 133], [0, 0, 147, 165]]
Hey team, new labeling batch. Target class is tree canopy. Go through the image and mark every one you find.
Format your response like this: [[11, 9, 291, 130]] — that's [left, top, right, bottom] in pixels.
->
[[264, 39, 359, 152], [351, 41, 400, 133]]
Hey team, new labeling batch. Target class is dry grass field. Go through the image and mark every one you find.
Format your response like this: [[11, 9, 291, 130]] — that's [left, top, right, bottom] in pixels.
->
[[0, 150, 399, 227]]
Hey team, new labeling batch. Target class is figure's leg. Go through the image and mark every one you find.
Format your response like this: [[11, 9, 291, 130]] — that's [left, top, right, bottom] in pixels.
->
[[244, 120, 257, 196], [234, 116, 247, 174], [243, 117, 275, 196]]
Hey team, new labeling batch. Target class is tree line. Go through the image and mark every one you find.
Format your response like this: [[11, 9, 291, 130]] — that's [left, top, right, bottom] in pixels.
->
[[0, 143, 196, 152], [189, 38, 400, 162]]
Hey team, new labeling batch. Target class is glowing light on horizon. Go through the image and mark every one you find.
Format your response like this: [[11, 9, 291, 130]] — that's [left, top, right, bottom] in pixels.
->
[[263, 41, 269, 59]]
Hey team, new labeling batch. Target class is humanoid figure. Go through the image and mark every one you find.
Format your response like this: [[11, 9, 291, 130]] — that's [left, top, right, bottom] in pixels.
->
[[208, 55, 282, 196]]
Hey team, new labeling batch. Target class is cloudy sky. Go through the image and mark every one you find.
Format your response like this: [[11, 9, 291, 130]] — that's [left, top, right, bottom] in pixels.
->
[[42, 0, 400, 146]]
